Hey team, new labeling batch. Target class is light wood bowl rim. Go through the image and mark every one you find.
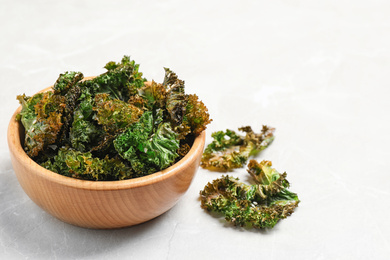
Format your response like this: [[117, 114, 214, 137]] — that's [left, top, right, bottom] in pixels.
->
[[8, 79, 206, 191]]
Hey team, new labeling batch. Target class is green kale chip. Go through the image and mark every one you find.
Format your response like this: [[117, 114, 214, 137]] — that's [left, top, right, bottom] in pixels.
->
[[16, 92, 66, 158], [164, 69, 187, 127], [67, 87, 105, 153], [163, 68, 212, 139], [53, 71, 83, 95], [138, 81, 167, 110], [16, 71, 85, 159], [93, 93, 143, 134], [57, 73, 84, 146], [200, 126, 275, 171], [82, 56, 146, 101], [113, 110, 180, 176], [41, 148, 133, 181], [200, 160, 299, 229], [69, 109, 103, 152]]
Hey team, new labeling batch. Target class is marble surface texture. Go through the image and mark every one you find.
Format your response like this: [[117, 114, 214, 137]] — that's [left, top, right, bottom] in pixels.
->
[[1, 0, 390, 259]]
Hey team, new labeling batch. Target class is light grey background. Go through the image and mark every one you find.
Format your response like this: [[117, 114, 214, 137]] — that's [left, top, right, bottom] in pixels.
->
[[1, 0, 389, 259]]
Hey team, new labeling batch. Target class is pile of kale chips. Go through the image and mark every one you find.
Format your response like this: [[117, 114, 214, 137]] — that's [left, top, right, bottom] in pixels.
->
[[199, 119, 299, 229], [16, 56, 211, 181]]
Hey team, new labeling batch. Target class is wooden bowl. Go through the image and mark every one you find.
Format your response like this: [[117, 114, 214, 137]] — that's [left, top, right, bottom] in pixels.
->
[[7, 86, 206, 229]]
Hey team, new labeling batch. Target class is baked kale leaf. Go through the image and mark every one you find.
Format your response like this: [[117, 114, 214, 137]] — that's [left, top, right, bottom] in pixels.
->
[[113, 110, 180, 176], [200, 126, 275, 171], [200, 160, 299, 229]]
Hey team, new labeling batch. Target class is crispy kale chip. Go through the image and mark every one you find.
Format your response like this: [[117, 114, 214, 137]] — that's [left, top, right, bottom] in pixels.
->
[[134, 67, 212, 140], [200, 126, 275, 171], [138, 81, 167, 110], [56, 73, 84, 146], [81, 56, 146, 101], [164, 68, 187, 126], [53, 71, 83, 95], [16, 71, 84, 159], [41, 148, 133, 181], [200, 160, 299, 229], [163, 68, 212, 139], [93, 93, 143, 134], [16, 55, 211, 181], [16, 92, 65, 158], [68, 87, 114, 156], [183, 94, 211, 136], [113, 110, 180, 176], [69, 97, 103, 152]]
